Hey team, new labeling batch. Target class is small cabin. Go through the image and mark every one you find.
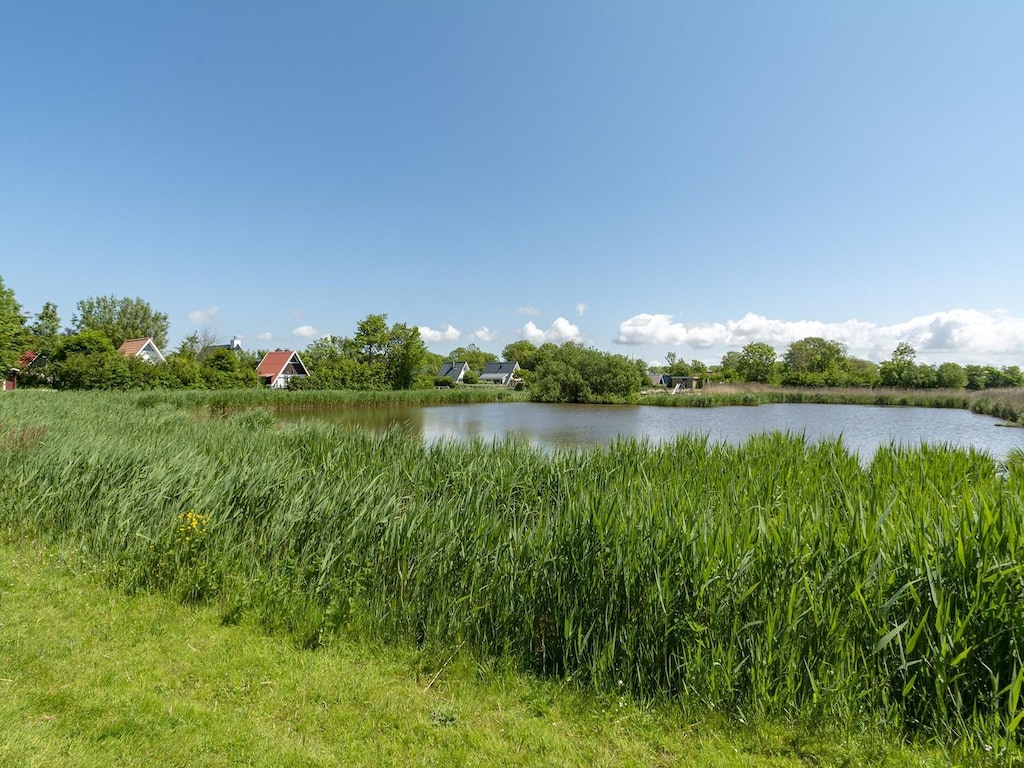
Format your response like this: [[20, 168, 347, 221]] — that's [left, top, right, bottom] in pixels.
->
[[117, 338, 166, 364], [256, 350, 309, 389], [662, 375, 705, 391]]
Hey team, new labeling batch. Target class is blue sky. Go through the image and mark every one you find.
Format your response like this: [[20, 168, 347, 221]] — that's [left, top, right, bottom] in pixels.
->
[[2, 2, 1022, 366]]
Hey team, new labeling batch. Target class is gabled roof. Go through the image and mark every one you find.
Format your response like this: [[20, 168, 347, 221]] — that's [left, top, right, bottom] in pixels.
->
[[256, 350, 309, 385], [438, 361, 470, 379], [117, 338, 166, 364]]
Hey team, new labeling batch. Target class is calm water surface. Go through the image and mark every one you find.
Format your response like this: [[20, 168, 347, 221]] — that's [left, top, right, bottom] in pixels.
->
[[278, 402, 1024, 461]]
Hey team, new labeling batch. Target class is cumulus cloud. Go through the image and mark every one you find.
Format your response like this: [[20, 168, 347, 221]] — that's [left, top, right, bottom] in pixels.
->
[[614, 309, 1024, 363], [517, 306, 541, 316], [522, 317, 582, 344], [418, 324, 461, 343], [469, 326, 497, 343], [292, 325, 319, 338], [187, 307, 220, 325], [257, 331, 272, 342], [576, 303, 587, 317]]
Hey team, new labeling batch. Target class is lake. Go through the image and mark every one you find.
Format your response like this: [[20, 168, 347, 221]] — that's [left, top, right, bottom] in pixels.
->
[[278, 401, 1024, 461]]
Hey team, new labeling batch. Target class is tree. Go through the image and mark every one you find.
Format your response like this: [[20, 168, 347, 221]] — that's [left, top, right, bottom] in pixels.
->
[[386, 322, 427, 390], [501, 340, 541, 370], [73, 295, 169, 350], [298, 316, 427, 391], [935, 362, 968, 389], [843, 357, 881, 388], [27, 301, 62, 357], [736, 342, 777, 383], [0, 275, 26, 372], [354, 313, 390, 363], [174, 332, 203, 360], [997, 366, 1024, 388], [879, 342, 917, 388], [716, 351, 743, 382], [446, 343, 497, 373], [55, 329, 114, 359], [964, 365, 990, 391], [530, 342, 645, 403], [782, 337, 848, 385]]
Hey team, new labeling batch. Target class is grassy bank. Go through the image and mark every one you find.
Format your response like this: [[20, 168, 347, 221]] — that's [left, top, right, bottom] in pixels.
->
[[1, 390, 1023, 757], [641, 384, 1024, 424], [1, 539, 949, 767]]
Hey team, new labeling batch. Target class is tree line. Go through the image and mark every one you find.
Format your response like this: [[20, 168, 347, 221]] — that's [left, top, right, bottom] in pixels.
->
[[696, 337, 1023, 390], [2, 274, 1020, 400]]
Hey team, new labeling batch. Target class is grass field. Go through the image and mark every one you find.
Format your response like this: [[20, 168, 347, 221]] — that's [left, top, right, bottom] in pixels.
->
[[0, 539, 952, 767], [1, 389, 1022, 762]]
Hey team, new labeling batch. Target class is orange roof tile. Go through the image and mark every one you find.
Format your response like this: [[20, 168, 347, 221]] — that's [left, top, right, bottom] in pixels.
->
[[118, 338, 151, 357]]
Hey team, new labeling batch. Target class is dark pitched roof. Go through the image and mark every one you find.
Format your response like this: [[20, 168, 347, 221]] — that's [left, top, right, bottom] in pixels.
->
[[481, 361, 520, 376], [438, 361, 470, 378]]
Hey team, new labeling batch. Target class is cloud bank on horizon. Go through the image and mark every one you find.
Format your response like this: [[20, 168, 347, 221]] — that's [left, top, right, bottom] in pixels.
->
[[210, 306, 1021, 369], [614, 309, 1024, 365], [410, 308, 1024, 367]]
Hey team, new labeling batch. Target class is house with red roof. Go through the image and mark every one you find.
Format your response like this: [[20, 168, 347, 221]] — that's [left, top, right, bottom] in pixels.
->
[[256, 350, 309, 389], [3, 351, 40, 391], [117, 337, 166, 364]]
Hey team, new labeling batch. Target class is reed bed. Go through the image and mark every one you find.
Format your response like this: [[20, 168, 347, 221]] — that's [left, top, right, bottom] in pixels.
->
[[1, 390, 1022, 748], [131, 384, 524, 415], [642, 384, 1024, 424]]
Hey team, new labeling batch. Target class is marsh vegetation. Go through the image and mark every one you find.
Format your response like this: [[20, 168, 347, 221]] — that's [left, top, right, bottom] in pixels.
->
[[1, 390, 1022, 756]]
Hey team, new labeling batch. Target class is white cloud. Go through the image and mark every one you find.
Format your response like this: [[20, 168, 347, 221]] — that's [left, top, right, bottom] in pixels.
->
[[419, 324, 461, 343], [517, 306, 541, 316], [614, 309, 1024, 363], [257, 331, 272, 341], [292, 325, 318, 338], [187, 307, 220, 325], [576, 303, 587, 317], [522, 317, 582, 344], [469, 326, 497, 343]]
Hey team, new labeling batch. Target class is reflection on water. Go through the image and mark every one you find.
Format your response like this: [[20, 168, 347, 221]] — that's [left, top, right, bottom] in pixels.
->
[[276, 402, 1024, 460]]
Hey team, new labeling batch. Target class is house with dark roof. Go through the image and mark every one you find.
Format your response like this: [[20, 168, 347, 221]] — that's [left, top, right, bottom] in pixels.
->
[[437, 360, 470, 383], [479, 361, 521, 387], [117, 338, 166, 364], [662, 375, 705, 391], [256, 350, 309, 388], [199, 336, 244, 361]]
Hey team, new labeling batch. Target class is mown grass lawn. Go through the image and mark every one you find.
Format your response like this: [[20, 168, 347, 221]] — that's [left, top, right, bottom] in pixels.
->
[[0, 539, 952, 768]]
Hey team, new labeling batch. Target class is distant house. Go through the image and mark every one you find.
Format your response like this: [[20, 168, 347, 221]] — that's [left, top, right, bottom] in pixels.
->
[[438, 361, 470, 383], [117, 338, 166, 364], [256, 350, 309, 389], [4, 351, 42, 390], [662, 375, 705, 391], [646, 371, 664, 387], [199, 336, 244, 361], [479, 361, 521, 387]]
